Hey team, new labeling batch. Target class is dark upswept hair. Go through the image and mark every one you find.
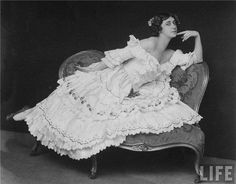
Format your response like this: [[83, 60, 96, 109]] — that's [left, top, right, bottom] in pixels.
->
[[148, 12, 180, 36]]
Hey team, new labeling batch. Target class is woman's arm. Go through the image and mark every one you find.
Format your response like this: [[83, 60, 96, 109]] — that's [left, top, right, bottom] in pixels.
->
[[139, 37, 155, 53], [177, 30, 203, 63], [193, 32, 203, 62]]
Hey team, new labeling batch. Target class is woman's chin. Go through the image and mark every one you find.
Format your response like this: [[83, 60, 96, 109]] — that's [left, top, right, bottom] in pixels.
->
[[169, 34, 177, 38]]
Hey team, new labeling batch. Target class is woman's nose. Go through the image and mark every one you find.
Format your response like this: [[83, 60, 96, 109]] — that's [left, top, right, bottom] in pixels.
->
[[172, 24, 177, 30]]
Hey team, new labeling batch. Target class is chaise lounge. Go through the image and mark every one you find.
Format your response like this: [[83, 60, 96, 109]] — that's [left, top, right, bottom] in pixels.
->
[[31, 50, 209, 183]]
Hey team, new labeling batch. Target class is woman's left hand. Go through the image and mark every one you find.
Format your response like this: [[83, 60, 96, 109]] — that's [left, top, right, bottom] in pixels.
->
[[177, 30, 199, 42]]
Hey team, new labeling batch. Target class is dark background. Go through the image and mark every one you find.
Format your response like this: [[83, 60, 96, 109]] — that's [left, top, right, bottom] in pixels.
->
[[1, 1, 236, 160]]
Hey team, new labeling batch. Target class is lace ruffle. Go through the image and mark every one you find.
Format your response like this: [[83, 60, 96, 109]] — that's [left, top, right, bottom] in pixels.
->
[[22, 87, 202, 160]]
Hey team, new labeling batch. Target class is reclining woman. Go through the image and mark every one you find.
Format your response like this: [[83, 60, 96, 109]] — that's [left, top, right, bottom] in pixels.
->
[[12, 12, 203, 160]]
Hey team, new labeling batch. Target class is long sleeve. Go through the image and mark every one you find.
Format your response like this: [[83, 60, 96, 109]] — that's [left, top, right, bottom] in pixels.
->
[[180, 51, 203, 70], [160, 49, 203, 75], [169, 49, 203, 71]]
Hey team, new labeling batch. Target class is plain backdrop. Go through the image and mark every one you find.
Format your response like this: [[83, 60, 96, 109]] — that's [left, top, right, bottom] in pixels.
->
[[1, 1, 236, 160]]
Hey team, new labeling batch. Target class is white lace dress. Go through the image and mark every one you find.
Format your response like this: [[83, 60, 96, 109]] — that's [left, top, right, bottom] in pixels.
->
[[14, 35, 202, 160]]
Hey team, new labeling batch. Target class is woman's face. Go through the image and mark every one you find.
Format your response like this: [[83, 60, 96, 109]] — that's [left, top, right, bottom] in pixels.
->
[[160, 16, 177, 38]]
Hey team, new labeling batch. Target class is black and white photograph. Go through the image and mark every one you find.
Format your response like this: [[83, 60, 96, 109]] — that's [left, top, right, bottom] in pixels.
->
[[1, 1, 236, 184]]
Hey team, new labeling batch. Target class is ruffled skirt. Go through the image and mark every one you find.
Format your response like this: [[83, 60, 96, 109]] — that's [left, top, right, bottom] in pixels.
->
[[14, 69, 202, 160]]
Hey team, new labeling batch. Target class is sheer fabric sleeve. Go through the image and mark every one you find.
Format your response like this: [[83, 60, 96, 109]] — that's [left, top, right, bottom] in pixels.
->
[[170, 49, 203, 71], [101, 35, 150, 69]]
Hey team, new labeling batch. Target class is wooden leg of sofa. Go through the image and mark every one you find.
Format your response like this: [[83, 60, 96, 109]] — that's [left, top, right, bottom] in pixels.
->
[[89, 155, 97, 179], [193, 150, 202, 183]]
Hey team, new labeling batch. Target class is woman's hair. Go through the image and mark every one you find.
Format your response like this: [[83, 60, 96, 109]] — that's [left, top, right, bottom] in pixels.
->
[[148, 13, 180, 36]]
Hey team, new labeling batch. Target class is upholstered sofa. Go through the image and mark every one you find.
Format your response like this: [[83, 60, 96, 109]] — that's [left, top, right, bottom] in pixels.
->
[[32, 50, 209, 183]]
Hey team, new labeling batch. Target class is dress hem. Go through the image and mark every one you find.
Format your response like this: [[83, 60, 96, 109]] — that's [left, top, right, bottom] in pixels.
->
[[24, 105, 202, 160]]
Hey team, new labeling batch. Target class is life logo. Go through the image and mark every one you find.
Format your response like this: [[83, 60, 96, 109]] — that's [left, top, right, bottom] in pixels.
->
[[199, 164, 234, 183]]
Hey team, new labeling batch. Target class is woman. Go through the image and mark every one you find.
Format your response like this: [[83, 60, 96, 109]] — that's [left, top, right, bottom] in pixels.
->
[[13, 13, 203, 160]]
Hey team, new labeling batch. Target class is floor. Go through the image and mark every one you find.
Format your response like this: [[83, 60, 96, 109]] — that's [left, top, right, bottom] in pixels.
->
[[1, 130, 235, 184]]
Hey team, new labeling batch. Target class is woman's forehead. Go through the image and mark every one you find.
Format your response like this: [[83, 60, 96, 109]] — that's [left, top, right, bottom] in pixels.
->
[[162, 17, 175, 23]]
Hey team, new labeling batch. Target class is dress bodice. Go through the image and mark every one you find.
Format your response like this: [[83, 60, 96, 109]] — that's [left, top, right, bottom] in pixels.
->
[[123, 51, 162, 91], [122, 35, 180, 91], [96, 35, 199, 101]]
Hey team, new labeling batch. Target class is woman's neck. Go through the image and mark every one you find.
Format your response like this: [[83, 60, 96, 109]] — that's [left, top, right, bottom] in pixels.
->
[[154, 34, 171, 52]]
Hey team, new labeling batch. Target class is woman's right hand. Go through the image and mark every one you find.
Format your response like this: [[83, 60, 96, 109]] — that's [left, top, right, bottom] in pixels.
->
[[176, 29, 203, 66], [177, 30, 199, 42]]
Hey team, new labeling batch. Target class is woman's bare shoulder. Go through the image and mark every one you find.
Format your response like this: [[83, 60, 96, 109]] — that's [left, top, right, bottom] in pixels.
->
[[139, 37, 156, 52]]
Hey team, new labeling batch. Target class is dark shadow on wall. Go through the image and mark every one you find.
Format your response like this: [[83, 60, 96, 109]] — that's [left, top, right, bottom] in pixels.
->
[[1, 1, 236, 160]]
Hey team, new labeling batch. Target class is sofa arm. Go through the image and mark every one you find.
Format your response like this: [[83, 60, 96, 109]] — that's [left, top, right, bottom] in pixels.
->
[[170, 63, 209, 112]]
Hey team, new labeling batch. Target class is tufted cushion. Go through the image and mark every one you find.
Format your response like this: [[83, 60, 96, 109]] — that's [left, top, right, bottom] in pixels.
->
[[170, 64, 209, 112]]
